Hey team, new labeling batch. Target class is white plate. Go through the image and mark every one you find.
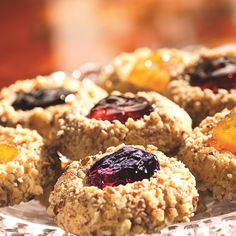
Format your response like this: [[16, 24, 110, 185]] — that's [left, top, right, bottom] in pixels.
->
[[1, 194, 236, 236]]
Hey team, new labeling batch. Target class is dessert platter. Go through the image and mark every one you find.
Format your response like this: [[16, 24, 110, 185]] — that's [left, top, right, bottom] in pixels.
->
[[0, 45, 236, 235]]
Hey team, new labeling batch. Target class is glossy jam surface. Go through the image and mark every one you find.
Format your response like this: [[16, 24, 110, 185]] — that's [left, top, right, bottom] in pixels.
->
[[12, 88, 73, 111], [208, 113, 236, 154], [189, 57, 236, 93], [127, 51, 187, 92], [87, 146, 159, 189], [88, 95, 153, 123], [0, 143, 19, 164]]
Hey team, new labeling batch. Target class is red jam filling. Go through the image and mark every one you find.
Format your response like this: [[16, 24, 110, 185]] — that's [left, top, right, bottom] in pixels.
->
[[189, 57, 236, 93], [88, 95, 153, 123]]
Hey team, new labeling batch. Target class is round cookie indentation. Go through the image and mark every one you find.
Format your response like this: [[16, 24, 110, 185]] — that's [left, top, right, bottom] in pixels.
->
[[127, 53, 171, 92], [88, 95, 154, 123], [208, 111, 236, 154], [189, 56, 236, 92], [87, 146, 159, 189], [12, 88, 74, 111], [0, 142, 19, 164]]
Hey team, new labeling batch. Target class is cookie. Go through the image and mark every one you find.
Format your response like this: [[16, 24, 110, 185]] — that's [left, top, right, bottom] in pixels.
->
[[53, 91, 192, 160], [0, 125, 55, 207], [47, 144, 198, 236], [165, 46, 236, 126], [100, 48, 197, 93], [0, 72, 107, 141], [178, 108, 236, 200]]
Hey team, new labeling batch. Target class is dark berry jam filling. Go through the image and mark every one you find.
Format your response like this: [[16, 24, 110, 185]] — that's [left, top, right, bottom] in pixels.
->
[[189, 57, 236, 93], [87, 146, 159, 189], [12, 88, 73, 111], [88, 95, 154, 123]]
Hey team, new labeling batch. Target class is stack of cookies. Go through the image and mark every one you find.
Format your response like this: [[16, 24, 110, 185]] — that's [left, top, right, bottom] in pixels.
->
[[1, 45, 236, 236]]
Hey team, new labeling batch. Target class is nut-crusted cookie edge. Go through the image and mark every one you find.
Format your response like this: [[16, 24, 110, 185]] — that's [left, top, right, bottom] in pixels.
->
[[0, 125, 56, 206], [48, 144, 198, 236], [53, 91, 192, 161], [178, 108, 236, 200]]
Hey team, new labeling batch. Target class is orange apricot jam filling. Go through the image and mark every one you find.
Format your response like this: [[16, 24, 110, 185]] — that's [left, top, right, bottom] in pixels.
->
[[208, 113, 236, 154], [127, 51, 187, 92], [0, 143, 19, 164]]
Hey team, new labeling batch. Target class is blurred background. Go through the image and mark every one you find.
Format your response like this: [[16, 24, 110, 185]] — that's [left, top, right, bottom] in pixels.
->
[[1, 0, 236, 87]]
